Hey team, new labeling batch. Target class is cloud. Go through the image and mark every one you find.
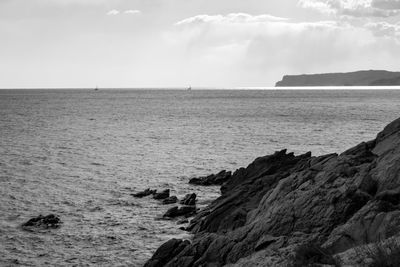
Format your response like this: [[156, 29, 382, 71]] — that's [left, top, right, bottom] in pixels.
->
[[175, 13, 289, 26], [107, 9, 141, 16], [372, 0, 400, 10], [298, 0, 400, 17], [124, 10, 141, 15], [107, 9, 120, 16], [365, 21, 400, 40], [167, 13, 400, 86]]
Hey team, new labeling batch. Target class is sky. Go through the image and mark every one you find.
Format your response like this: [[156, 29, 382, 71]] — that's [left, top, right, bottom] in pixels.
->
[[0, 0, 400, 88]]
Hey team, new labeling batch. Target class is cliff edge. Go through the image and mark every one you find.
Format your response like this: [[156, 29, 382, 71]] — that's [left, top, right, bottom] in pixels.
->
[[145, 117, 400, 266], [275, 70, 400, 87]]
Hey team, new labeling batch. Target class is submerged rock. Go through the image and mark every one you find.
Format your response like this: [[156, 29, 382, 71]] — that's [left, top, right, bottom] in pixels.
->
[[180, 193, 196, 206], [163, 206, 197, 218], [22, 214, 61, 230], [145, 117, 400, 267], [189, 170, 232, 186], [153, 189, 170, 200], [162, 196, 178, 205], [132, 188, 156, 198]]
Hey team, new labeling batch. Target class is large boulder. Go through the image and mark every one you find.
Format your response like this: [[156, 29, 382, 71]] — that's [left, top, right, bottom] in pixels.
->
[[162, 196, 178, 205], [144, 239, 190, 267], [153, 189, 170, 200], [180, 193, 196, 206], [163, 206, 197, 218], [132, 188, 156, 198], [21, 214, 62, 230]]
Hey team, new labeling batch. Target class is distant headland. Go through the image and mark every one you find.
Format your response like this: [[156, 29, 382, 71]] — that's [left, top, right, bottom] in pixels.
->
[[275, 70, 400, 87]]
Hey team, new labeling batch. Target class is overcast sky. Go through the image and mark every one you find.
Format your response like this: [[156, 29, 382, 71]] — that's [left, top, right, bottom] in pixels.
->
[[1, 0, 400, 88]]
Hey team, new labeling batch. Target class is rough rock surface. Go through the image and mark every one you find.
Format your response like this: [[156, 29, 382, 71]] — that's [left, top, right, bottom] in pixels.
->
[[21, 214, 62, 230], [163, 206, 197, 218], [163, 196, 179, 205], [146, 117, 400, 267], [153, 189, 170, 200], [144, 239, 190, 267], [189, 170, 232, 186], [132, 188, 156, 198], [180, 193, 197, 206]]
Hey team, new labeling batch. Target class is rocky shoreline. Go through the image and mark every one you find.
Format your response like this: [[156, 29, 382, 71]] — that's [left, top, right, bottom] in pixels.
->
[[144, 117, 400, 266]]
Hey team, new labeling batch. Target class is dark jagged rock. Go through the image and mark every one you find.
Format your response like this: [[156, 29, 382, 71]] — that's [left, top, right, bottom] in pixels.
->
[[153, 189, 170, 200], [163, 206, 197, 218], [180, 193, 196, 206], [22, 214, 61, 230], [145, 117, 400, 267], [177, 219, 189, 225], [189, 170, 232, 186], [132, 188, 156, 198], [162, 196, 178, 205], [144, 239, 190, 267]]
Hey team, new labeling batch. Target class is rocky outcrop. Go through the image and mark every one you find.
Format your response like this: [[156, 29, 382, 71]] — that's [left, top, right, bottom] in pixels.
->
[[163, 206, 197, 218], [153, 189, 170, 200], [132, 188, 156, 198], [189, 170, 232, 186], [145, 117, 400, 266], [180, 193, 196, 206], [163, 196, 179, 205], [21, 214, 62, 230], [275, 70, 400, 87], [144, 239, 190, 267]]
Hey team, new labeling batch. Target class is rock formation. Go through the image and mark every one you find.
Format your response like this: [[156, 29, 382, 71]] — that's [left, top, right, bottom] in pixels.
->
[[132, 188, 157, 198], [163, 206, 197, 218], [189, 170, 232, 186], [180, 193, 197, 206], [275, 70, 400, 87], [21, 214, 62, 230], [163, 196, 179, 205], [153, 189, 170, 200], [145, 117, 400, 266]]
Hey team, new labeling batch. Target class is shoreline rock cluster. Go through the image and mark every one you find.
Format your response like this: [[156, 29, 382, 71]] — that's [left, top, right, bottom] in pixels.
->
[[132, 188, 199, 219], [145, 117, 400, 266]]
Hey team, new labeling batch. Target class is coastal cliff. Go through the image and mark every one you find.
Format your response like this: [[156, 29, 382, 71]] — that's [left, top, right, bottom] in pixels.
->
[[145, 117, 400, 266], [275, 70, 400, 86]]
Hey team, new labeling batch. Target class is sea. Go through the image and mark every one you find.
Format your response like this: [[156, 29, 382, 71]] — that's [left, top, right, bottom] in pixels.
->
[[1, 89, 400, 266]]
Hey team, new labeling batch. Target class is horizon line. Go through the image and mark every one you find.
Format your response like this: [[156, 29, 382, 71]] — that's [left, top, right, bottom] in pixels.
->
[[0, 86, 400, 90]]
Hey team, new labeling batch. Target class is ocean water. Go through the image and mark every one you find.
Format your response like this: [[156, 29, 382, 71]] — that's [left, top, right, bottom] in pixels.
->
[[1, 89, 400, 266]]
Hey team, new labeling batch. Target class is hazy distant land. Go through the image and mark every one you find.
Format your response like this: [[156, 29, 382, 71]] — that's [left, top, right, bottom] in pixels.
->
[[275, 70, 400, 87]]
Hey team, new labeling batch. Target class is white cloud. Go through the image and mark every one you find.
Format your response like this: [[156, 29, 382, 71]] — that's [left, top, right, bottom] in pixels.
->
[[175, 13, 289, 26], [298, 0, 400, 17], [124, 9, 141, 15], [365, 21, 400, 40], [167, 13, 400, 86], [107, 9, 120, 16], [107, 9, 141, 16]]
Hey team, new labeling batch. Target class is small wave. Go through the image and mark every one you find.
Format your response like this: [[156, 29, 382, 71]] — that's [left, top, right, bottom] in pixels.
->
[[90, 162, 104, 166]]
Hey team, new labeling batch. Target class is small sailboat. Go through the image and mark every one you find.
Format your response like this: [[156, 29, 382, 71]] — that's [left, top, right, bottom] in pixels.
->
[[187, 86, 192, 91], [94, 86, 99, 91]]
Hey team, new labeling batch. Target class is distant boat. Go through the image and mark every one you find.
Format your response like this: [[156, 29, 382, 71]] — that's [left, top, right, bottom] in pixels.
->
[[94, 86, 99, 91], [187, 86, 192, 91]]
